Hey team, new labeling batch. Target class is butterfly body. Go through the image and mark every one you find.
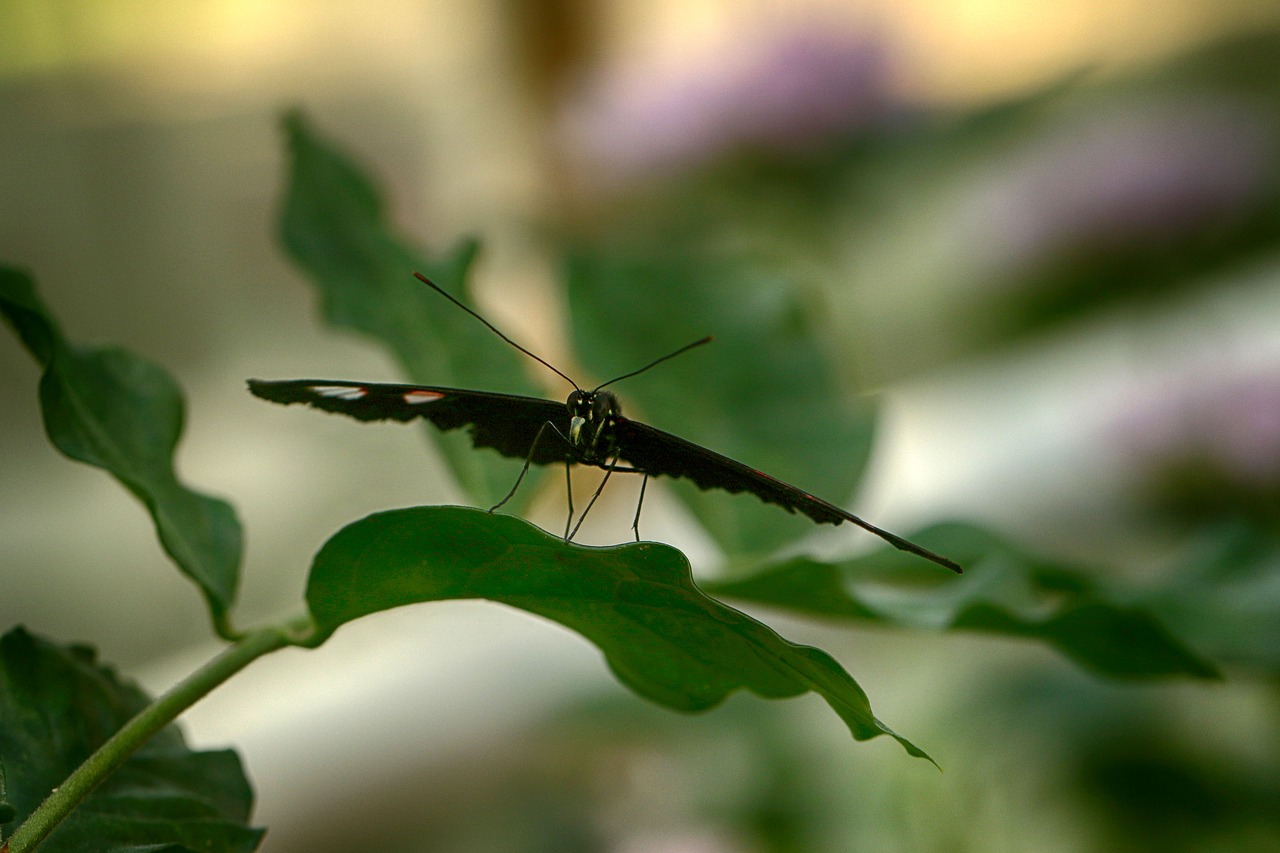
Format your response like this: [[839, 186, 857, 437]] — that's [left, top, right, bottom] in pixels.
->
[[565, 388, 624, 463]]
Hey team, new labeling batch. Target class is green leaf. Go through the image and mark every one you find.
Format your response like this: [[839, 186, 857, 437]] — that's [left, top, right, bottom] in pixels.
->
[[707, 522, 1220, 680], [277, 111, 546, 508], [304, 505, 932, 761], [0, 627, 263, 852], [0, 266, 242, 623], [565, 247, 877, 557], [1143, 521, 1280, 674], [0, 754, 15, 827]]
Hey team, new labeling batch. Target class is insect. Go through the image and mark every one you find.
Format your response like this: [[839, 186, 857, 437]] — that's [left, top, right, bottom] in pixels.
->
[[249, 273, 961, 573]]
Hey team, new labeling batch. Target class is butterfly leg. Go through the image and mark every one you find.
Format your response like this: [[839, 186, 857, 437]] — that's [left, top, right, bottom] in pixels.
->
[[631, 474, 649, 541], [567, 452, 621, 541], [490, 420, 559, 513], [563, 458, 575, 539]]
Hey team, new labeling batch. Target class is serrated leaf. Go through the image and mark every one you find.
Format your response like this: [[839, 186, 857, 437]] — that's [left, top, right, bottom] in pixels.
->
[[708, 522, 1220, 680], [0, 266, 242, 622], [565, 248, 877, 557], [304, 505, 931, 761], [277, 111, 547, 508], [0, 627, 262, 853]]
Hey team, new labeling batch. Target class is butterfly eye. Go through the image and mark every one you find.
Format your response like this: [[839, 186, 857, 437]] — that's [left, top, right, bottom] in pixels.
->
[[592, 394, 613, 421]]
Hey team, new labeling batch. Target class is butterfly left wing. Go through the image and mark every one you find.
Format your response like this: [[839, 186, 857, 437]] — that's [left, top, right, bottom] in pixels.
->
[[247, 379, 572, 464], [612, 416, 961, 572]]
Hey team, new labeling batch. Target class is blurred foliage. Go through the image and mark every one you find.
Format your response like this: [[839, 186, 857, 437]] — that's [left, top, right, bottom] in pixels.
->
[[260, 84, 1280, 847], [565, 244, 877, 556], [5, 10, 1280, 851], [292, 671, 1280, 853], [708, 522, 1220, 680], [278, 114, 1216, 681], [1146, 521, 1280, 672], [568, 30, 1280, 375], [279, 112, 548, 509], [533, 24, 1280, 853], [0, 265, 243, 628]]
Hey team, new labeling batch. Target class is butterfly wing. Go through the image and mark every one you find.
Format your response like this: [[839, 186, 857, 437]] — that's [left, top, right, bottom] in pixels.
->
[[247, 379, 572, 464], [612, 416, 961, 572]]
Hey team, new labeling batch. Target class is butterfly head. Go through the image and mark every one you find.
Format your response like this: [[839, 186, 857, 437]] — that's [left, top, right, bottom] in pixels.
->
[[567, 389, 621, 453]]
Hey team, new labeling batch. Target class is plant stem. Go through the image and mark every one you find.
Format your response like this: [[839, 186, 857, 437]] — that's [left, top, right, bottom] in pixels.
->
[[7, 623, 300, 853]]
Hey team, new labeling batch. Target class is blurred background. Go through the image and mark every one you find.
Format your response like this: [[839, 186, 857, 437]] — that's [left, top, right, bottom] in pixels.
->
[[3, 1, 1280, 850]]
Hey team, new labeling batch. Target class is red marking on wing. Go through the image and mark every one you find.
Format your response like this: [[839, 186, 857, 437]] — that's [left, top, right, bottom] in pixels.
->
[[403, 389, 446, 404]]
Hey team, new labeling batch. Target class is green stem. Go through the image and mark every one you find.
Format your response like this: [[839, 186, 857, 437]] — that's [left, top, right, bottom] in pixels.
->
[[6, 622, 302, 853]]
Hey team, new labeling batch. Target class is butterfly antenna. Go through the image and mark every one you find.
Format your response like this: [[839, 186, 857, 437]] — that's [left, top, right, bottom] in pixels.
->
[[594, 336, 713, 392], [413, 272, 580, 391]]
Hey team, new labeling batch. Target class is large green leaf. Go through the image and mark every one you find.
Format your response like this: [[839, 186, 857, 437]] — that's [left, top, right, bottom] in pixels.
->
[[565, 248, 877, 557], [0, 266, 242, 622], [0, 627, 262, 852], [303, 505, 932, 762], [277, 111, 546, 508], [707, 522, 1220, 680]]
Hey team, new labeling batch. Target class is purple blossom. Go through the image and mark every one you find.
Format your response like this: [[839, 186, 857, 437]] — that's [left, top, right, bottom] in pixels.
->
[[560, 29, 892, 178], [1117, 366, 1280, 490], [974, 102, 1273, 271]]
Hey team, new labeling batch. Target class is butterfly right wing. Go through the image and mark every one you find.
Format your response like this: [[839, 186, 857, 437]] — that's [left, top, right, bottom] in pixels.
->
[[247, 379, 572, 465], [612, 415, 962, 573]]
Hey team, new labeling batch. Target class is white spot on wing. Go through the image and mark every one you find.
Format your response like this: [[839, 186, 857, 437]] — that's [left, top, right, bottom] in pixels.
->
[[403, 390, 446, 404], [311, 385, 367, 401]]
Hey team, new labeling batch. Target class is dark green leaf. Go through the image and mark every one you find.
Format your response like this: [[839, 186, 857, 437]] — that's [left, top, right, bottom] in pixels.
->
[[0, 754, 14, 826], [1144, 521, 1280, 674], [0, 266, 242, 622], [0, 627, 263, 852], [304, 505, 931, 761], [565, 248, 877, 557], [708, 522, 1220, 680], [277, 111, 546, 508]]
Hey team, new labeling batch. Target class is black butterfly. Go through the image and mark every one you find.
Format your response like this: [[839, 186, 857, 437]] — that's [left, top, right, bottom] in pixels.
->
[[249, 273, 961, 573]]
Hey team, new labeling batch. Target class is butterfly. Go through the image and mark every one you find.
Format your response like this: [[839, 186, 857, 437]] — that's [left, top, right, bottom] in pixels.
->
[[249, 273, 961, 573]]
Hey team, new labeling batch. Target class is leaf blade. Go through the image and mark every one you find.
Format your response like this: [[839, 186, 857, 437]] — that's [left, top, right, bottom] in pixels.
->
[[0, 266, 242, 621], [276, 111, 548, 508], [304, 505, 932, 761], [564, 247, 877, 557], [708, 522, 1221, 680], [0, 628, 263, 853]]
